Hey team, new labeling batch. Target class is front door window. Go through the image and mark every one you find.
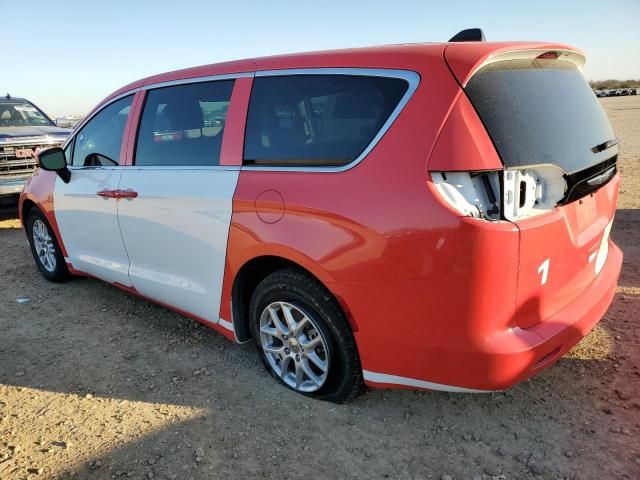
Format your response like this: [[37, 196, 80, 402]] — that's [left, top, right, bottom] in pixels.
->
[[71, 95, 133, 167]]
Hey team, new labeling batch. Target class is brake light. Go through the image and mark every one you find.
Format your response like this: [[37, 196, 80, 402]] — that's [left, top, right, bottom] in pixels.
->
[[431, 165, 567, 221], [536, 51, 558, 60]]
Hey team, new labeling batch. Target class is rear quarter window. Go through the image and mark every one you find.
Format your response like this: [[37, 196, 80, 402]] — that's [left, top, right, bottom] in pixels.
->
[[243, 75, 409, 167]]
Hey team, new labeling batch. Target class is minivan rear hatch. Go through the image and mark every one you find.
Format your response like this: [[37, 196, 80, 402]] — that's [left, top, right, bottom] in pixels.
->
[[445, 44, 620, 329]]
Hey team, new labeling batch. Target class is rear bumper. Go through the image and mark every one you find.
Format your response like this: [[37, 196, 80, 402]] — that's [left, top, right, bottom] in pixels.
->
[[348, 237, 622, 392], [475, 239, 621, 389]]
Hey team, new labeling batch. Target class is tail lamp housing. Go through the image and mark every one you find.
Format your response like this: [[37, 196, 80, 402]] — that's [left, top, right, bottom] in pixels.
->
[[431, 165, 567, 221]]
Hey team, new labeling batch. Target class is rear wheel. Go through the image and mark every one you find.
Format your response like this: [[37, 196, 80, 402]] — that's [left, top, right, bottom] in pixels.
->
[[26, 208, 70, 282], [249, 269, 363, 403]]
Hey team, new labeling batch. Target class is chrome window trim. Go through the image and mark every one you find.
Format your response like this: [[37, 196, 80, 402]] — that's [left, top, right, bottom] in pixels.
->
[[141, 72, 252, 91], [123, 166, 241, 171], [67, 165, 241, 172], [243, 68, 421, 173], [62, 71, 254, 150], [67, 166, 124, 171]]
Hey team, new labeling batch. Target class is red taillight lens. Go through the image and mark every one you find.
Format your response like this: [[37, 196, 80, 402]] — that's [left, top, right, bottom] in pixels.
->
[[536, 51, 558, 60]]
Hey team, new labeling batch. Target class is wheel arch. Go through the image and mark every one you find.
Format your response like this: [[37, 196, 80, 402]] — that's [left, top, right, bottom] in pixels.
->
[[230, 254, 357, 343], [20, 197, 37, 225]]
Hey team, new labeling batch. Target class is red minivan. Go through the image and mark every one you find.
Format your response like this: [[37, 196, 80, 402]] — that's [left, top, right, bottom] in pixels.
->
[[21, 33, 622, 402]]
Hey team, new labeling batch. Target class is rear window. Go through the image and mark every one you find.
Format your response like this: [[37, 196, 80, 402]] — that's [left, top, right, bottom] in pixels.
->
[[243, 75, 408, 167], [465, 59, 616, 174]]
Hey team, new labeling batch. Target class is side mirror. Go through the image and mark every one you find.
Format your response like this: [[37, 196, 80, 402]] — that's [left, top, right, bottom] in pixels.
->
[[37, 147, 71, 183]]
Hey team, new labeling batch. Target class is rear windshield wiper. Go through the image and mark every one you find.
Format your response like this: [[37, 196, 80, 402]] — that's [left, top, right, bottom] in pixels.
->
[[591, 138, 618, 153]]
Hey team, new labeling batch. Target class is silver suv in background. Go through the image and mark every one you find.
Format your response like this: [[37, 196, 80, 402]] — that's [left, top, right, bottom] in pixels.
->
[[0, 95, 70, 198]]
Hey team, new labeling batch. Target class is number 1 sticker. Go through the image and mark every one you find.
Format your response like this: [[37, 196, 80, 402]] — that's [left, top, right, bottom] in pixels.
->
[[538, 258, 550, 285]]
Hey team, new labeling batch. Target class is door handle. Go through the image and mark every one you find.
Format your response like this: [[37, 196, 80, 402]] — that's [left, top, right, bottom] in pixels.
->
[[117, 190, 138, 199], [96, 189, 138, 199], [97, 189, 119, 199]]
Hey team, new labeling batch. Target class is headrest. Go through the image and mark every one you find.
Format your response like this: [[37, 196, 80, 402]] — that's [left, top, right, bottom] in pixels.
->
[[164, 100, 203, 131]]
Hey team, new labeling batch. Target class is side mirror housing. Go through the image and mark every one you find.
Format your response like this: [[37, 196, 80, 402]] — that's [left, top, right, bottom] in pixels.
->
[[37, 147, 71, 183]]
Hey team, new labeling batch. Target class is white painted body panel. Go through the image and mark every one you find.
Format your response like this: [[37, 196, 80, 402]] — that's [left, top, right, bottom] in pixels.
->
[[53, 167, 132, 286], [117, 168, 239, 323]]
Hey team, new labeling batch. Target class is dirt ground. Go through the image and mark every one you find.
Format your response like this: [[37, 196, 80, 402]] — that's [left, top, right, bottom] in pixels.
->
[[1, 96, 639, 480]]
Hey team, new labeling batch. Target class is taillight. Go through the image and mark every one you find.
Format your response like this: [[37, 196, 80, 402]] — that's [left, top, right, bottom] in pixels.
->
[[431, 171, 501, 220], [502, 165, 566, 220], [431, 165, 567, 221]]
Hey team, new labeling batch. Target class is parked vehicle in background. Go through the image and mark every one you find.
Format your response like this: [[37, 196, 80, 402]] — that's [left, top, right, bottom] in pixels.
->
[[21, 32, 622, 402], [0, 95, 70, 198], [53, 115, 84, 129], [597, 88, 640, 97]]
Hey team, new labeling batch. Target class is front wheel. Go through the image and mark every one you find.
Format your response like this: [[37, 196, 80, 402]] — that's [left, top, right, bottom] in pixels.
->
[[249, 269, 364, 403], [26, 208, 70, 282]]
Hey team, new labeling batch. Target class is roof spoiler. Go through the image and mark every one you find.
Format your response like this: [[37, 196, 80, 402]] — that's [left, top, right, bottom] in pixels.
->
[[449, 28, 485, 42], [444, 43, 587, 86]]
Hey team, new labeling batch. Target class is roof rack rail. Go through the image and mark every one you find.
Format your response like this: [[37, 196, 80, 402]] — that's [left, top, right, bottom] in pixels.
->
[[448, 28, 485, 42]]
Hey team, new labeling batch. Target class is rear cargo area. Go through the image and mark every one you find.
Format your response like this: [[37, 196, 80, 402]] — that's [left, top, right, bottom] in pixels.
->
[[445, 44, 621, 329]]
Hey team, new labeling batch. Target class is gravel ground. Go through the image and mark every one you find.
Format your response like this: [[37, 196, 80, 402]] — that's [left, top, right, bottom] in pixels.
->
[[0, 96, 639, 480]]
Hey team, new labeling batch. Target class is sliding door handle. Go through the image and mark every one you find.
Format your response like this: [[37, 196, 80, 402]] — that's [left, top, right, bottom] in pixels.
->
[[117, 190, 138, 199], [97, 189, 119, 199], [97, 189, 138, 199]]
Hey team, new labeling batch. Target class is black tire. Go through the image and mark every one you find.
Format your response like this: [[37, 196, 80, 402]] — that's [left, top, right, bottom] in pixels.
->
[[249, 269, 364, 403], [26, 208, 71, 282]]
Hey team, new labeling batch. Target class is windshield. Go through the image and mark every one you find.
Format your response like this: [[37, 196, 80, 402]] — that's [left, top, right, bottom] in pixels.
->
[[0, 101, 54, 127], [465, 59, 616, 174]]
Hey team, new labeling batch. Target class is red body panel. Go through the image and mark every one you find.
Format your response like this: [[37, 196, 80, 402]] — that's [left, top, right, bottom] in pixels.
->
[[427, 92, 503, 172], [514, 175, 620, 328], [226, 47, 462, 285], [19, 170, 69, 259], [219, 77, 253, 167]]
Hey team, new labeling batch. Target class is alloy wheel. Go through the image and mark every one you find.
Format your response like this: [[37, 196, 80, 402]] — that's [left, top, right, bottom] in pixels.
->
[[259, 301, 330, 392], [32, 219, 57, 273]]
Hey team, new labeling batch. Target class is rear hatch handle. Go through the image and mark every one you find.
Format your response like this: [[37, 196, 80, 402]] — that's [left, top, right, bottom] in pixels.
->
[[591, 138, 618, 153]]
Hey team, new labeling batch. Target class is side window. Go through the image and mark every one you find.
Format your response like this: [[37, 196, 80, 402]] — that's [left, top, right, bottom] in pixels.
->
[[71, 95, 133, 167], [63, 138, 74, 165], [135, 80, 234, 167], [243, 75, 409, 167]]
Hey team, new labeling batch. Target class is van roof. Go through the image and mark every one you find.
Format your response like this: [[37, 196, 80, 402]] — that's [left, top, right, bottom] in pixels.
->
[[104, 40, 581, 103]]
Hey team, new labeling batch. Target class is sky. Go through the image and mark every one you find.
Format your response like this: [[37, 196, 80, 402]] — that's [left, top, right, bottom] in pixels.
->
[[3, 0, 640, 116]]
